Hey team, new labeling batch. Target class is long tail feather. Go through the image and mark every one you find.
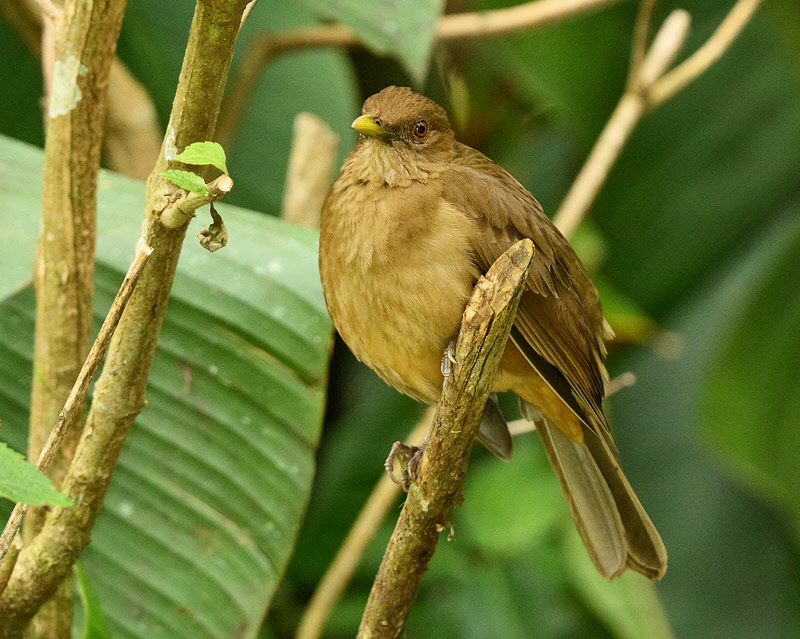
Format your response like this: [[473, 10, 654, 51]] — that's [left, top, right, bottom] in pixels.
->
[[529, 406, 667, 580]]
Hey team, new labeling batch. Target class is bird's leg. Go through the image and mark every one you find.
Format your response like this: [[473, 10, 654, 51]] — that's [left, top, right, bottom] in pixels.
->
[[385, 438, 428, 490], [440, 340, 457, 392]]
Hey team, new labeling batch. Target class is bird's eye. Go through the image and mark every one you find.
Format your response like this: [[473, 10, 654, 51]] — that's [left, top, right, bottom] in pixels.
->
[[413, 120, 428, 138]]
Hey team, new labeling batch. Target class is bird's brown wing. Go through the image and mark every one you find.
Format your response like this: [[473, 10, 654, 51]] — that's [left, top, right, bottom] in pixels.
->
[[443, 142, 611, 442]]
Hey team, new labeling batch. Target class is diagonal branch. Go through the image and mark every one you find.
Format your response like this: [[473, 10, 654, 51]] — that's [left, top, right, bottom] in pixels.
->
[[356, 239, 535, 639], [553, 0, 763, 238], [0, 242, 152, 576]]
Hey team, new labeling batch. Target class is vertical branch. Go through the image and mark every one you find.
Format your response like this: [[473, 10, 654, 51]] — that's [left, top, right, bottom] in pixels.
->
[[24, 0, 127, 635], [29, 0, 127, 518], [0, 0, 250, 635]]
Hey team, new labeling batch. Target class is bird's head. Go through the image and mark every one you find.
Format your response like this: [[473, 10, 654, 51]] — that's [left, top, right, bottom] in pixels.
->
[[350, 86, 457, 179]]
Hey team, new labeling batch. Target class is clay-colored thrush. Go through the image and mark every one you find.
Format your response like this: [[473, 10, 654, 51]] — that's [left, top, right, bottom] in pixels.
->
[[319, 86, 667, 581]]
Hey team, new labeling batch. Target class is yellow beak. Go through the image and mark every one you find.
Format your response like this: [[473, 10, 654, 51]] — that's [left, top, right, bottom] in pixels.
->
[[352, 115, 390, 140]]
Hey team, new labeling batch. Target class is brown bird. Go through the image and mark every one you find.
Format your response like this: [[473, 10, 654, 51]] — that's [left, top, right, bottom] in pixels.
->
[[319, 86, 667, 581]]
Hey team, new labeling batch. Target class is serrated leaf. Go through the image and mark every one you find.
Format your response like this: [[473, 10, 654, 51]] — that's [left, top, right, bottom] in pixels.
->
[[175, 141, 228, 174], [161, 169, 209, 195], [0, 441, 73, 506]]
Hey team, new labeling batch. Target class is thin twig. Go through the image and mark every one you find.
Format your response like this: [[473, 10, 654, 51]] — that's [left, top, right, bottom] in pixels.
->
[[216, 0, 628, 148], [357, 240, 534, 638], [554, 9, 690, 238], [555, 0, 762, 237], [628, 0, 658, 87], [436, 0, 626, 40], [0, 242, 153, 577], [295, 409, 433, 639], [160, 174, 234, 229], [650, 0, 763, 106]]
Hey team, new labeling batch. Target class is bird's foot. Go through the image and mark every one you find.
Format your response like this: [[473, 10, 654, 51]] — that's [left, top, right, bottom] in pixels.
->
[[385, 439, 427, 490], [440, 341, 456, 392]]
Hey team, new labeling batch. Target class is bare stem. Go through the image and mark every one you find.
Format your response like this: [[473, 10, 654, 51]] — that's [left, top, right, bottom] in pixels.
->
[[356, 240, 534, 639], [650, 0, 763, 106], [554, 0, 762, 237], [553, 9, 690, 238], [628, 0, 658, 87]]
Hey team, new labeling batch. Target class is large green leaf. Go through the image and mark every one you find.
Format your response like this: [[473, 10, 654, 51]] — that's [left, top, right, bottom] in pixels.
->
[[701, 204, 800, 538], [0, 134, 332, 638]]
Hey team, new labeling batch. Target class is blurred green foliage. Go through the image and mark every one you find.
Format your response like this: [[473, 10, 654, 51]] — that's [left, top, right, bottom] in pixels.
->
[[1, 0, 799, 638]]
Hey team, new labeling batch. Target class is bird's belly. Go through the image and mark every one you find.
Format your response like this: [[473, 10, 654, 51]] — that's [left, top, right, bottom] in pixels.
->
[[327, 253, 476, 403]]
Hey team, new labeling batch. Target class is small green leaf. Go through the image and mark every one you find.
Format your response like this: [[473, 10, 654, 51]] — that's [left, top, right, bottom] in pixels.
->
[[175, 141, 228, 174], [0, 441, 73, 506], [75, 562, 113, 639], [161, 169, 209, 195]]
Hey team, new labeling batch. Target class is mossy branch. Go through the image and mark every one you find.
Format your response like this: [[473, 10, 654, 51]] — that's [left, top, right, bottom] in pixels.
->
[[356, 239, 535, 639]]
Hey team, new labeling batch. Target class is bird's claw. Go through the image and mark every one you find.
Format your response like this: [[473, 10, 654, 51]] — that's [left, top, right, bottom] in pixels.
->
[[440, 341, 456, 392], [385, 440, 427, 490]]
